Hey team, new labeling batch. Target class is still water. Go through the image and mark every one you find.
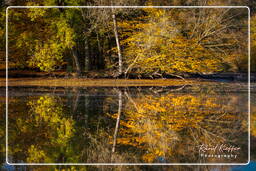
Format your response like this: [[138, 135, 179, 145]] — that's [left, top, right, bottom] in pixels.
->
[[1, 82, 251, 164]]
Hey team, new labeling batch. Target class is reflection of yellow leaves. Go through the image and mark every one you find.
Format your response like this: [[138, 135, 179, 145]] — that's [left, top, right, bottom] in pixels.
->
[[27, 95, 74, 145], [8, 95, 77, 163], [114, 93, 234, 162]]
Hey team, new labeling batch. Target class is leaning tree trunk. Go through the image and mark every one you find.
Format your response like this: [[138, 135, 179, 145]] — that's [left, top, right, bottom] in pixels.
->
[[111, 8, 122, 76], [72, 47, 81, 75]]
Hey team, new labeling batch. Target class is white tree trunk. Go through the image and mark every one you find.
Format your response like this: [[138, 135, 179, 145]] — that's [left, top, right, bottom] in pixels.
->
[[112, 11, 122, 75]]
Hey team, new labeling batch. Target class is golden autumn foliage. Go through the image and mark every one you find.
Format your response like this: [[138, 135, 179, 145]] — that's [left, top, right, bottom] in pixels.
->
[[0, 0, 250, 76], [4, 84, 250, 164], [119, 8, 241, 76], [9, 95, 74, 163], [28, 96, 74, 146], [108, 92, 245, 163], [8, 6, 75, 72]]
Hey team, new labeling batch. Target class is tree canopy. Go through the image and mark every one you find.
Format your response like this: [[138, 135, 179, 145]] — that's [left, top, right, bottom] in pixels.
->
[[0, 0, 252, 78]]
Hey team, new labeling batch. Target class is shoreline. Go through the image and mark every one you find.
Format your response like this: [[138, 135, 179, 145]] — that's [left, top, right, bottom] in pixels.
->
[[0, 71, 253, 87], [0, 78, 206, 87]]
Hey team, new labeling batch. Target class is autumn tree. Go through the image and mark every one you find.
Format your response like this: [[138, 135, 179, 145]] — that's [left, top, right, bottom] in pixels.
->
[[184, 7, 248, 72], [1, 0, 252, 77], [8, 6, 75, 72], [119, 8, 248, 78]]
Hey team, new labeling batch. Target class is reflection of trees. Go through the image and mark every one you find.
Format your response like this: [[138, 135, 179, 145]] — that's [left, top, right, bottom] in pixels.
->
[[9, 95, 74, 163], [74, 89, 142, 166], [109, 91, 247, 163], [5, 85, 250, 166], [112, 90, 122, 153]]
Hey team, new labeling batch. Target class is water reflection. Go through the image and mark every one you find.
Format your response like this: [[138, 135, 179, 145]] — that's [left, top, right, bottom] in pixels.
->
[[2, 84, 250, 164], [9, 95, 74, 163], [115, 91, 247, 163]]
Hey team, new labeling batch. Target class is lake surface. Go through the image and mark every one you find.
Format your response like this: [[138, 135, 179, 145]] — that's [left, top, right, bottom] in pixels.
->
[[1, 82, 253, 164]]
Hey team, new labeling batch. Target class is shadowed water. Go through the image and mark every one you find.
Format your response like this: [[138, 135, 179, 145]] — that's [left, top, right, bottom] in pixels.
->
[[0, 82, 252, 166]]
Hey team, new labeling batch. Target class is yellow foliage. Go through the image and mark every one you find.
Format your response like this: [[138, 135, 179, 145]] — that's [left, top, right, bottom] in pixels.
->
[[27, 2, 46, 21], [9, 7, 75, 72], [110, 92, 238, 162], [28, 95, 74, 145], [27, 145, 48, 163], [119, 8, 230, 75]]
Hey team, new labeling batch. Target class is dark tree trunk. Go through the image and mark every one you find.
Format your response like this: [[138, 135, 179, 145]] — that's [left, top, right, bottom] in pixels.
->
[[96, 33, 105, 69]]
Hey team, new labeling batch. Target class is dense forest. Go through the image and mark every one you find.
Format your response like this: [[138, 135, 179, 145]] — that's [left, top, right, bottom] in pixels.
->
[[0, 0, 255, 79], [0, 1, 256, 170]]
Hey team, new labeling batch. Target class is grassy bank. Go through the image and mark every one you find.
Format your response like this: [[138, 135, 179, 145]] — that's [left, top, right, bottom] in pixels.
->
[[0, 78, 203, 87]]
